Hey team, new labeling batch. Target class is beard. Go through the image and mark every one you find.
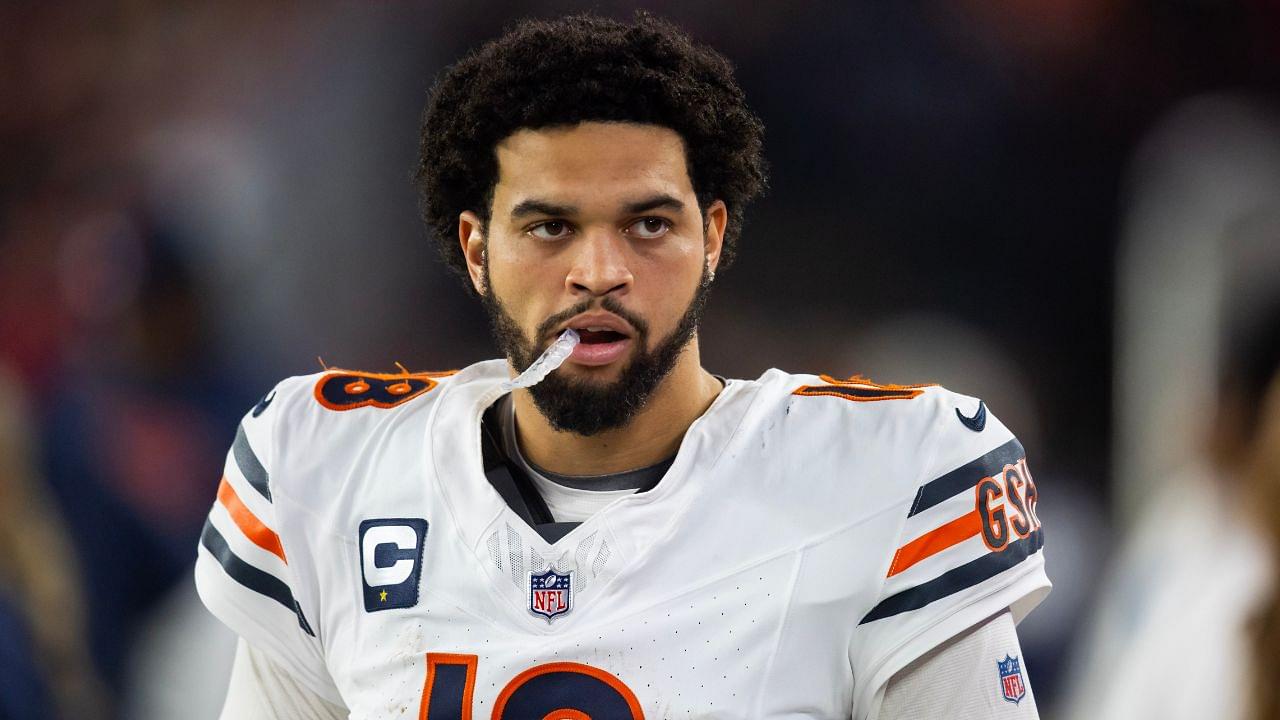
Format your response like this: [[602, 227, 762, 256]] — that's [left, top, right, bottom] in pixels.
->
[[479, 262, 713, 437]]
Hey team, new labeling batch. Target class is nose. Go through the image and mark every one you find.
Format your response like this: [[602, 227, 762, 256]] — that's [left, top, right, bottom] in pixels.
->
[[564, 230, 633, 298]]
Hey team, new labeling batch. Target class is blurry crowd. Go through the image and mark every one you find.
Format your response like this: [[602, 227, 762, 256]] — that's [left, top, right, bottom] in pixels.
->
[[1, 2, 1278, 719], [1, 3, 298, 716]]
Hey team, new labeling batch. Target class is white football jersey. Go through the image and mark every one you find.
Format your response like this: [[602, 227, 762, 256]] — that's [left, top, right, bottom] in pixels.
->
[[194, 360, 1050, 719]]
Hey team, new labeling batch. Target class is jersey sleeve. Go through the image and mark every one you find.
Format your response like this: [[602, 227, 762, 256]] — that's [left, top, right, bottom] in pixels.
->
[[875, 611, 1039, 719], [220, 639, 349, 720], [849, 390, 1051, 720], [194, 380, 343, 706]]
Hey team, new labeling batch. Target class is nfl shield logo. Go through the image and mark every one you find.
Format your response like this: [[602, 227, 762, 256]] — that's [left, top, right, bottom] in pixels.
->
[[997, 654, 1026, 704], [528, 568, 573, 622]]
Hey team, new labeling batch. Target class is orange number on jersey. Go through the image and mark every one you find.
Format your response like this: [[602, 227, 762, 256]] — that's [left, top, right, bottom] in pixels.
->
[[792, 373, 934, 402], [314, 370, 454, 411], [419, 655, 644, 719], [419, 653, 477, 720]]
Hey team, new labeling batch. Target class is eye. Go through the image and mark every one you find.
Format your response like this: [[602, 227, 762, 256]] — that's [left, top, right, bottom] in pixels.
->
[[624, 217, 671, 239], [528, 220, 572, 241]]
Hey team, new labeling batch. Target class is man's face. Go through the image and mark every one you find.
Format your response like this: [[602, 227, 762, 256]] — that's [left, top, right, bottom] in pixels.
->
[[461, 122, 726, 436]]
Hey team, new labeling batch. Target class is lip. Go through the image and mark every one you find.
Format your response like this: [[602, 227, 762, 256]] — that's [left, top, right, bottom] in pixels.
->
[[569, 336, 632, 366], [557, 312, 634, 338], [550, 311, 636, 368]]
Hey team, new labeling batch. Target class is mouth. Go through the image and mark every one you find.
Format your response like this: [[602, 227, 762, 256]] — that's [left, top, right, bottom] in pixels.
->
[[558, 315, 635, 367]]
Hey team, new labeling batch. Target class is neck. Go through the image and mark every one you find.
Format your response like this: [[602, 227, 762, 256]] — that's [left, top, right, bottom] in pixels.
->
[[511, 337, 722, 476]]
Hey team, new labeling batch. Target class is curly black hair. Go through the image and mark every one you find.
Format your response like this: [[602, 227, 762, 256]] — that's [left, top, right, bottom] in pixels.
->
[[416, 12, 767, 291]]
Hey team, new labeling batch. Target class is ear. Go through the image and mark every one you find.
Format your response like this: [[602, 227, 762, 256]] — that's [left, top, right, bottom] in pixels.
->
[[702, 200, 728, 275], [459, 211, 487, 295]]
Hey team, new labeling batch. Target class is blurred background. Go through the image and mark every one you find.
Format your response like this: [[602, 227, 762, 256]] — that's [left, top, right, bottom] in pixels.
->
[[1, 1, 1278, 718]]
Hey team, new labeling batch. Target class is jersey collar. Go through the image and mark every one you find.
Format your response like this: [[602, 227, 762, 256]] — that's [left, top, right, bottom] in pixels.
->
[[427, 358, 760, 573]]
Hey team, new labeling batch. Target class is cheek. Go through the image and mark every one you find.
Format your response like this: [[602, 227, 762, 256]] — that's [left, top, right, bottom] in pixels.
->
[[633, 231, 702, 276], [669, 235, 708, 280], [488, 251, 559, 325], [665, 237, 707, 283], [490, 235, 567, 283], [639, 248, 704, 325]]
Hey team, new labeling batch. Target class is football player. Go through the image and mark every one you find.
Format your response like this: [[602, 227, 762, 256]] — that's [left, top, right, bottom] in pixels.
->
[[196, 13, 1050, 719]]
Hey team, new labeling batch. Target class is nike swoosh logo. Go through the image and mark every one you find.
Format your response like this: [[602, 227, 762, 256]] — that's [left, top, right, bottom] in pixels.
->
[[252, 390, 277, 418], [955, 400, 986, 432]]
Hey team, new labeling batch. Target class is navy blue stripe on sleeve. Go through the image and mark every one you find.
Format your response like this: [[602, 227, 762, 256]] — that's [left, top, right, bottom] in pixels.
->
[[232, 424, 272, 502], [200, 519, 314, 636], [908, 438, 1024, 517], [858, 529, 1044, 625]]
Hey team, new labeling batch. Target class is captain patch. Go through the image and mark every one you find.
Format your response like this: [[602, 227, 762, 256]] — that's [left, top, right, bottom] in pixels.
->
[[359, 518, 428, 612]]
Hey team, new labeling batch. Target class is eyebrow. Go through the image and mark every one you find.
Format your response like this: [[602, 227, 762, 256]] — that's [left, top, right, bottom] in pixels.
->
[[623, 194, 685, 214], [507, 194, 685, 220], [510, 199, 578, 219]]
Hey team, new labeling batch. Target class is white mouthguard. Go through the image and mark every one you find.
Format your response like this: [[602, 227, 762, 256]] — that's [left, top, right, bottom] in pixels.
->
[[501, 328, 580, 391]]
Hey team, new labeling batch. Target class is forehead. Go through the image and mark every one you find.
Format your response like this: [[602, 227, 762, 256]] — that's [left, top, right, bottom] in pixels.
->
[[492, 122, 694, 209]]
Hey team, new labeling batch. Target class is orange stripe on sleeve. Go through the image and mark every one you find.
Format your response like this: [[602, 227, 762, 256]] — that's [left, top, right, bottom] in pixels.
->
[[886, 510, 982, 578], [217, 476, 287, 564]]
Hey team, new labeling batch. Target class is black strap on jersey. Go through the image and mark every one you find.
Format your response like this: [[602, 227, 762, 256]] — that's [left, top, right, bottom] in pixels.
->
[[479, 402, 581, 543]]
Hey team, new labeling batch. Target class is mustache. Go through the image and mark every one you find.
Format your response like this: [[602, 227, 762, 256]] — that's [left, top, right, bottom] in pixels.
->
[[534, 296, 650, 346]]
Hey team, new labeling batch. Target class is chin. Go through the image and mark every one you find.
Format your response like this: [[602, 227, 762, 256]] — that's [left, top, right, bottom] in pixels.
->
[[562, 360, 630, 382]]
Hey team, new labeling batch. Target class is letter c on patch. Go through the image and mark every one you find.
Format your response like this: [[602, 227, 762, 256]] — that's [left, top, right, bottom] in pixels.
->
[[358, 518, 428, 612], [362, 525, 419, 586]]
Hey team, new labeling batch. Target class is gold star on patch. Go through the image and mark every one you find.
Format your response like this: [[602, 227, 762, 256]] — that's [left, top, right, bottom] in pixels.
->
[[379, 590, 388, 602]]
